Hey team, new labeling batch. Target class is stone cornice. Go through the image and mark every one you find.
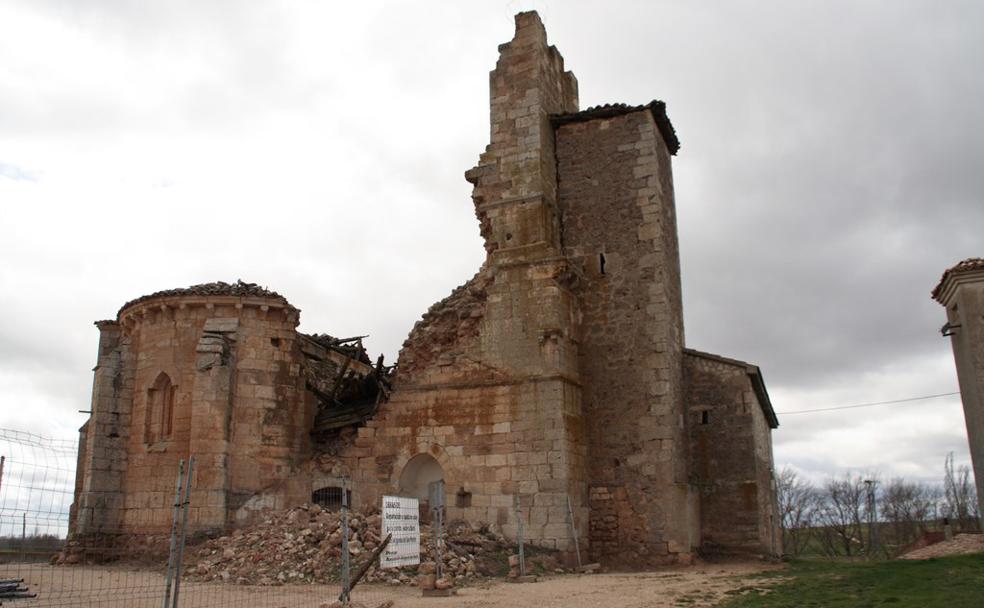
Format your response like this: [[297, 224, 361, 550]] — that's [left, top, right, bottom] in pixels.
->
[[933, 266, 984, 307]]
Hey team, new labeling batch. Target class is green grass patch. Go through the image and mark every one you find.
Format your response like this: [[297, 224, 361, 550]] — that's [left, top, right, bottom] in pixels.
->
[[719, 554, 984, 608]]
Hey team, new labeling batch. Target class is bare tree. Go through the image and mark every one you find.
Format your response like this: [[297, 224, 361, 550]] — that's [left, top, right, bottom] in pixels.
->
[[815, 472, 876, 557], [971, 481, 982, 527], [943, 452, 980, 532], [776, 467, 818, 555], [879, 478, 939, 553]]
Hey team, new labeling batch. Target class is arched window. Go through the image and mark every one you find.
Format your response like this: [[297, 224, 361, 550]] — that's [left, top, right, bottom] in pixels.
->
[[146, 372, 175, 444]]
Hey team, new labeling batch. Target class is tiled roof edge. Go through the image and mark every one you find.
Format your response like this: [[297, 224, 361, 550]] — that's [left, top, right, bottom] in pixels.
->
[[684, 347, 779, 429], [117, 280, 291, 317], [551, 100, 680, 155], [932, 258, 984, 301]]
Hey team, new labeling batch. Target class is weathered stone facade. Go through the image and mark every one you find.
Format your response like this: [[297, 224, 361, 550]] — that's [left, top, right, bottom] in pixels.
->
[[933, 258, 984, 528], [342, 12, 779, 564], [72, 11, 782, 565], [555, 102, 692, 562]]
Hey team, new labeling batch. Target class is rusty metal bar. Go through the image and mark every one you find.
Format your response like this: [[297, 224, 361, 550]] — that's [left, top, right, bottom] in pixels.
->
[[162, 459, 185, 608], [171, 456, 194, 607]]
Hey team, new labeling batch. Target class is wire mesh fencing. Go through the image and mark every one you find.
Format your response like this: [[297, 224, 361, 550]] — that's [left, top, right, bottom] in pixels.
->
[[0, 428, 430, 607]]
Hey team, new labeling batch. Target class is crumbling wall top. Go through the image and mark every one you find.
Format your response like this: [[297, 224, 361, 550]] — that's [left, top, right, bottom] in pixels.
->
[[116, 280, 294, 319]]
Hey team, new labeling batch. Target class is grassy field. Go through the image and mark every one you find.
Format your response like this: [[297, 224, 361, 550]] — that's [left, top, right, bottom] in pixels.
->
[[716, 554, 984, 608]]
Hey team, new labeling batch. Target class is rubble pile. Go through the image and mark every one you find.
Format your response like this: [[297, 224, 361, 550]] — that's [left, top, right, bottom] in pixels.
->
[[187, 503, 518, 586]]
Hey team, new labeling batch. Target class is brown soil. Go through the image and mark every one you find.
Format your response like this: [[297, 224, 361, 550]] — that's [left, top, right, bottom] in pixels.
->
[[387, 562, 782, 608], [898, 533, 984, 560]]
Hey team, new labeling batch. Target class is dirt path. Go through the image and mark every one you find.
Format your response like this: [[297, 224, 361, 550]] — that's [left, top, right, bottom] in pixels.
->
[[1, 561, 780, 607], [383, 562, 780, 608]]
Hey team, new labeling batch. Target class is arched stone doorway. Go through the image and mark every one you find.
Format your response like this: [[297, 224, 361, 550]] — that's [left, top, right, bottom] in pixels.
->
[[398, 453, 444, 522]]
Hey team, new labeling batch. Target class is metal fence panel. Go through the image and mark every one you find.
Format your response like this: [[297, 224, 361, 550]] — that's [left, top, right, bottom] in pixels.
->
[[0, 428, 416, 607]]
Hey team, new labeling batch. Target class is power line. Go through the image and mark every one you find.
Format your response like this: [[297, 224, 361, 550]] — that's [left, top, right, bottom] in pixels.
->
[[776, 391, 960, 415]]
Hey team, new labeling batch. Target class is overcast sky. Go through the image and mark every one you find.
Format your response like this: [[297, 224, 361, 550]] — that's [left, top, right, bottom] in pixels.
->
[[1, 0, 982, 488]]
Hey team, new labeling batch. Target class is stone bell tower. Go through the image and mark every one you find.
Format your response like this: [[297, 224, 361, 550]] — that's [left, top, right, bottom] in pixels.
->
[[933, 258, 984, 527]]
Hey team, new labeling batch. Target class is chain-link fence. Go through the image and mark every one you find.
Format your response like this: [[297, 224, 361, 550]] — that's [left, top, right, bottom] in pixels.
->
[[0, 428, 425, 607], [0, 426, 598, 606]]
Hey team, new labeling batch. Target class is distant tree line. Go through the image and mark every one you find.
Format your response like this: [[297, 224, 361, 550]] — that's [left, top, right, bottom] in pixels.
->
[[0, 533, 63, 549], [777, 452, 980, 557]]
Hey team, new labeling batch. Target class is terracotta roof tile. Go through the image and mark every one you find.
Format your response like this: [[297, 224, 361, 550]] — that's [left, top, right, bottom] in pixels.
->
[[551, 100, 680, 155], [118, 280, 290, 317]]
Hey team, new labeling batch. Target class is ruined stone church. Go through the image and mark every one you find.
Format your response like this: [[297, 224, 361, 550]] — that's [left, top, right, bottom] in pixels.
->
[[71, 12, 781, 565]]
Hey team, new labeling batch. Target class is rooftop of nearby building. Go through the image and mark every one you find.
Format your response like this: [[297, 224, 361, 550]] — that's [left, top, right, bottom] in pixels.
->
[[551, 101, 680, 155], [684, 347, 779, 428], [932, 257, 984, 301]]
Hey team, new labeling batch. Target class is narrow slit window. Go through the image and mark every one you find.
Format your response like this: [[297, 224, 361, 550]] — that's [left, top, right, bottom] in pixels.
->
[[599, 253, 607, 275], [700, 410, 709, 425], [146, 372, 175, 444]]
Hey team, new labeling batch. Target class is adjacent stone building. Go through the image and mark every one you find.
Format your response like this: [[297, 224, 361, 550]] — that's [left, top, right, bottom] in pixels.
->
[[933, 258, 984, 527], [71, 12, 781, 564]]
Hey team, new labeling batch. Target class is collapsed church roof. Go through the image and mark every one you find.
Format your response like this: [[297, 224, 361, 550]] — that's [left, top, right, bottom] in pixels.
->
[[300, 333, 392, 437]]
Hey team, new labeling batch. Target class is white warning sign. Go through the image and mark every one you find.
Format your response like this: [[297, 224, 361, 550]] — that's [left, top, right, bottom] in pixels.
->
[[380, 495, 420, 568]]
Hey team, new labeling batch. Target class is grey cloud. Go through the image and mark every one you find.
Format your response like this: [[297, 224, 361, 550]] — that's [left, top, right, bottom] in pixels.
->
[[0, 1, 325, 135], [0, 1, 981, 486], [672, 1, 984, 390]]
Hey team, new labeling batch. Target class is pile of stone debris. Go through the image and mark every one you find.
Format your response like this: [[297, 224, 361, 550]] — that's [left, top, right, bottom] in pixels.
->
[[187, 503, 522, 586]]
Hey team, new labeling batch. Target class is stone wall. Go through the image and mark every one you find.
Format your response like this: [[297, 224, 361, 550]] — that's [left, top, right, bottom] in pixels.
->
[[684, 350, 779, 556], [72, 321, 133, 537], [352, 380, 584, 547], [555, 108, 695, 565]]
